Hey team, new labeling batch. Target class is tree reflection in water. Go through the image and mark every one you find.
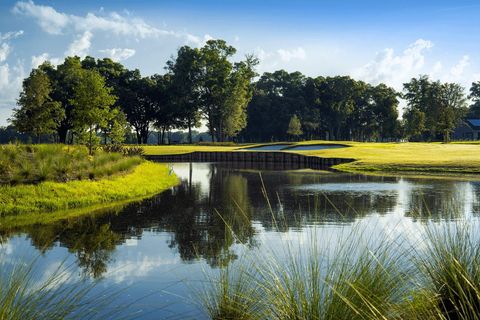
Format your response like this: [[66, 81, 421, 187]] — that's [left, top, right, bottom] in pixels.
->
[[1, 163, 479, 278]]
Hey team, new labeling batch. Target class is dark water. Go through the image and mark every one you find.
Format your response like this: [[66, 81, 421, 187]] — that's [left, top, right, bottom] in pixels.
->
[[1, 162, 480, 318]]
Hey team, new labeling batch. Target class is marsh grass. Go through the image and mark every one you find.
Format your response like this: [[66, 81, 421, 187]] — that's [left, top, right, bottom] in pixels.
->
[[415, 222, 480, 320], [0, 255, 129, 320], [0, 144, 142, 185], [200, 224, 414, 320], [201, 180, 480, 320]]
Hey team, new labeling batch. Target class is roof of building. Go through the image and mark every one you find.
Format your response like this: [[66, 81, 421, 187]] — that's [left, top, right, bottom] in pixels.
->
[[466, 119, 480, 128]]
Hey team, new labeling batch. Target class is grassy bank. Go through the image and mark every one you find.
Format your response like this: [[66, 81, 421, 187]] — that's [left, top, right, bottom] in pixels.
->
[[0, 161, 178, 218], [0, 144, 142, 184], [143, 141, 480, 176]]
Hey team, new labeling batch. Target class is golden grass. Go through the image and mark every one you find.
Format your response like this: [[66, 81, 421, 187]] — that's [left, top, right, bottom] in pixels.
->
[[143, 141, 480, 176], [290, 141, 480, 174], [0, 161, 179, 218]]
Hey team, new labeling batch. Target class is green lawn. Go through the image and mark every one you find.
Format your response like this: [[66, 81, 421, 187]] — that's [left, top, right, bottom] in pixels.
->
[[143, 141, 480, 176]]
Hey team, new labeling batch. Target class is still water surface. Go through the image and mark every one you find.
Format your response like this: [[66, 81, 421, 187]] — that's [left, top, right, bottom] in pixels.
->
[[1, 162, 480, 318]]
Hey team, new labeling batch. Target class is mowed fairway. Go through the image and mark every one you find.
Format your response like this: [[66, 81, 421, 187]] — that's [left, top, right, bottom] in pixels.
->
[[292, 141, 480, 174], [144, 141, 480, 175]]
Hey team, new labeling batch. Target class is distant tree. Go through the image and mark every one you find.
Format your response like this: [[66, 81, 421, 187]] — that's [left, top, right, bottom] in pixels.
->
[[120, 71, 158, 144], [437, 82, 467, 142], [70, 69, 116, 154], [166, 46, 202, 143], [370, 84, 400, 141], [223, 55, 258, 139], [40, 57, 83, 144], [102, 108, 129, 144], [468, 81, 480, 118], [198, 40, 257, 142], [11, 68, 64, 142], [402, 76, 467, 142], [287, 114, 303, 140], [403, 109, 426, 140]]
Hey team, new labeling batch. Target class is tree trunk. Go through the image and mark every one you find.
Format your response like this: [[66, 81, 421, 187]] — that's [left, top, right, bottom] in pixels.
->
[[89, 125, 93, 155], [135, 128, 141, 145], [58, 126, 68, 144], [188, 119, 193, 144]]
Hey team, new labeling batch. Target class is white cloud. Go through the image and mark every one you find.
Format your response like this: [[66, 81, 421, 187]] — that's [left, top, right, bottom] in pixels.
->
[[0, 43, 10, 62], [354, 39, 433, 90], [277, 47, 306, 62], [13, 0, 201, 42], [185, 33, 215, 46], [13, 1, 69, 35], [0, 30, 24, 41], [98, 48, 136, 61], [0, 62, 25, 106], [0, 30, 25, 116], [449, 55, 470, 80], [31, 53, 62, 68], [65, 31, 92, 58]]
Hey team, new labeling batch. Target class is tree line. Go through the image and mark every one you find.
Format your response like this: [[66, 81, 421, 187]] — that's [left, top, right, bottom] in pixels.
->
[[7, 38, 480, 146]]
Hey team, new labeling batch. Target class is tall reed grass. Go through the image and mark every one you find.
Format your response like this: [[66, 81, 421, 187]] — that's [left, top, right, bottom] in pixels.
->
[[0, 144, 142, 185], [0, 255, 127, 319], [200, 192, 480, 319]]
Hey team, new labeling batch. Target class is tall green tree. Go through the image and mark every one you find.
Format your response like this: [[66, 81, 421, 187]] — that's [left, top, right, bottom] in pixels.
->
[[223, 55, 258, 139], [101, 107, 129, 145], [198, 40, 257, 142], [11, 68, 64, 142], [39, 57, 83, 143], [287, 114, 303, 140], [437, 82, 467, 142], [403, 76, 466, 141], [468, 81, 480, 118], [199, 40, 236, 142], [120, 71, 159, 144], [166, 46, 202, 143], [70, 69, 116, 154]]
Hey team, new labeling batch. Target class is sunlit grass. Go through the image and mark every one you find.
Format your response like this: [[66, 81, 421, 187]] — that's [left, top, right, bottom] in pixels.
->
[[142, 140, 480, 176], [0, 144, 142, 185], [0, 161, 179, 217]]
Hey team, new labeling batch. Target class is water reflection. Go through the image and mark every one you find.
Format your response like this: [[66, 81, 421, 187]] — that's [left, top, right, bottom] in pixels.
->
[[1, 162, 480, 280]]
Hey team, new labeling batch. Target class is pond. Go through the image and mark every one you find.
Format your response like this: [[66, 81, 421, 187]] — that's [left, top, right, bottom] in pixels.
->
[[1, 162, 480, 318]]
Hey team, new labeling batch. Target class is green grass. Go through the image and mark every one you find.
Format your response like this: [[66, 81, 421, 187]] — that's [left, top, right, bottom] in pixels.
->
[[143, 141, 480, 177], [0, 255, 126, 319], [0, 144, 143, 185], [200, 214, 480, 319], [201, 227, 411, 320], [0, 161, 179, 218]]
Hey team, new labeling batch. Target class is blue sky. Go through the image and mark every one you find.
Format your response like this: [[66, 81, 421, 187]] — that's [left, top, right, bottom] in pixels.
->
[[1, 0, 480, 124]]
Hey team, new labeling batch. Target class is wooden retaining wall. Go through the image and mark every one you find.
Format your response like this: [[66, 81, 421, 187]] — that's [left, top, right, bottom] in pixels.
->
[[145, 151, 354, 170]]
